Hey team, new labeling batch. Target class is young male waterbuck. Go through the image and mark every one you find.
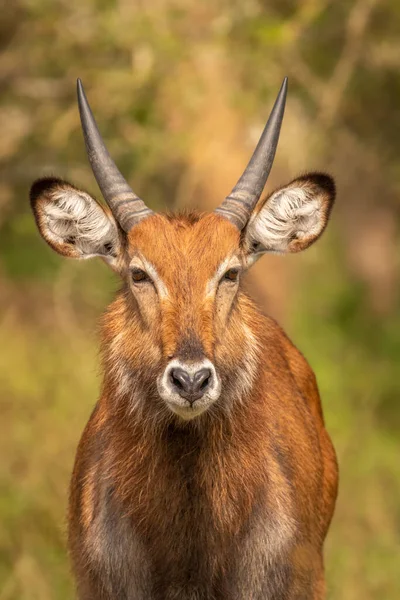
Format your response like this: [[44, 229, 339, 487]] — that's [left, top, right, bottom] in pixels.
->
[[30, 77, 338, 599]]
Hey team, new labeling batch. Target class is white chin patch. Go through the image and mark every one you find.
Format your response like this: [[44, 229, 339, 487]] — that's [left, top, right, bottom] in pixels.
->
[[166, 401, 210, 421], [157, 359, 221, 421]]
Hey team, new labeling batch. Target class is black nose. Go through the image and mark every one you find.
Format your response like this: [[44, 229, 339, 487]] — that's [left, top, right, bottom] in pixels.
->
[[169, 367, 212, 404]]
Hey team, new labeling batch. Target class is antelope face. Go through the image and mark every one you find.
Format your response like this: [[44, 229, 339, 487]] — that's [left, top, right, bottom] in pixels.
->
[[30, 78, 335, 420], [126, 212, 243, 419]]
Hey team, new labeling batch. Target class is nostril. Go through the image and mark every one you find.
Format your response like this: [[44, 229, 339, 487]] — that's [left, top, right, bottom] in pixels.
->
[[170, 373, 183, 390], [200, 376, 210, 390], [193, 368, 212, 394], [170, 368, 191, 394]]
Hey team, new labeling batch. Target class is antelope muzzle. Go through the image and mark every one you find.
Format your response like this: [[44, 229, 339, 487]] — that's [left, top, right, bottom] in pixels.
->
[[157, 358, 221, 420]]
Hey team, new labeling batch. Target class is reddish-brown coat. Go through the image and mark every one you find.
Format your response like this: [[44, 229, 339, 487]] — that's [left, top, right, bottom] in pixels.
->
[[67, 212, 338, 599]]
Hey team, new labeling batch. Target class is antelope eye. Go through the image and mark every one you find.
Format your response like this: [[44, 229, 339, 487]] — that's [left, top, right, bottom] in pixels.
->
[[223, 268, 239, 282], [131, 268, 150, 283]]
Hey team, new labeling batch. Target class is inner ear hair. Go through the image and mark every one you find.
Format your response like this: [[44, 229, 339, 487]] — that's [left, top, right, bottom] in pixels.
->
[[245, 172, 336, 255], [30, 177, 121, 260]]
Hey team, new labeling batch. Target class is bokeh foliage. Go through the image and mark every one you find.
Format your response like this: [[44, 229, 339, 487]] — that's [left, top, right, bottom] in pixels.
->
[[1, 1, 400, 598]]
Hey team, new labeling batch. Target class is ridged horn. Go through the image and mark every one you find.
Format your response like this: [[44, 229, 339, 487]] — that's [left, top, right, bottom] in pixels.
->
[[77, 79, 153, 232], [215, 77, 288, 230]]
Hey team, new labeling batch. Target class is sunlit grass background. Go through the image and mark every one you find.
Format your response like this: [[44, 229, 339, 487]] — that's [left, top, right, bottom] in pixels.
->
[[1, 1, 400, 598]]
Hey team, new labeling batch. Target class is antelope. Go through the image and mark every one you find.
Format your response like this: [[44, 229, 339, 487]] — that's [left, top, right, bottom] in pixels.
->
[[30, 77, 338, 599]]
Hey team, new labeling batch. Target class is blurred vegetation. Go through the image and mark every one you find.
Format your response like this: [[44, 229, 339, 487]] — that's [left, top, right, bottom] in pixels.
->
[[1, 1, 400, 598]]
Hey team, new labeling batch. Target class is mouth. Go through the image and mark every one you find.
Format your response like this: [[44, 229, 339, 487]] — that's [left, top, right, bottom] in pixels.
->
[[166, 400, 211, 421]]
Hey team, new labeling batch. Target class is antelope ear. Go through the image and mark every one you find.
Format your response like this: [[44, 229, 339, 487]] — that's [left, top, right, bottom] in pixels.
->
[[30, 178, 122, 267], [244, 173, 335, 260]]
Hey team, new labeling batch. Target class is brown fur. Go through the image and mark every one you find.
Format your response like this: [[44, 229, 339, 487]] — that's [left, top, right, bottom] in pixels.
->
[[30, 177, 338, 599], [67, 213, 337, 599]]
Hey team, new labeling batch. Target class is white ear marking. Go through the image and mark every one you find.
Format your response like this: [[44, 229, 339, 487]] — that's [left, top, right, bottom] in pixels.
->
[[40, 186, 120, 260], [248, 188, 321, 252], [244, 174, 335, 257]]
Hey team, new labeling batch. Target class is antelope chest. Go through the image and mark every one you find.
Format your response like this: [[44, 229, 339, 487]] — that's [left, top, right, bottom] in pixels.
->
[[87, 466, 297, 599]]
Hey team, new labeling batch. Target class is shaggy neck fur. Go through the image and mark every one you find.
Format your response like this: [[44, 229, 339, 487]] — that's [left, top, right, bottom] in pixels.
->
[[90, 288, 281, 592]]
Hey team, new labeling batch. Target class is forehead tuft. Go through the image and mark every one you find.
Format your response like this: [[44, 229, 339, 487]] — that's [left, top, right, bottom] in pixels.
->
[[127, 212, 240, 275], [164, 210, 204, 226]]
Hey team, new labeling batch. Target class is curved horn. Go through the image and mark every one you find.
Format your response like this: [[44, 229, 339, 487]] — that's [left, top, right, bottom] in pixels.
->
[[77, 79, 153, 232], [215, 77, 288, 230]]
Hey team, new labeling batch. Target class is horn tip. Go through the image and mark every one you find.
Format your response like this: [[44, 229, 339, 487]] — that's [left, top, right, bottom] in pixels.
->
[[77, 78, 85, 98], [76, 78, 88, 113]]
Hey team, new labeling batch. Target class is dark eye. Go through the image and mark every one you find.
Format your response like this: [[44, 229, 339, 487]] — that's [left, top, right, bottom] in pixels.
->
[[131, 268, 150, 283], [223, 268, 239, 282]]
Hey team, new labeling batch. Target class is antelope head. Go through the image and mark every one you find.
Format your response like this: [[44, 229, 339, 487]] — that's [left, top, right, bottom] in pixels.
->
[[30, 78, 335, 421]]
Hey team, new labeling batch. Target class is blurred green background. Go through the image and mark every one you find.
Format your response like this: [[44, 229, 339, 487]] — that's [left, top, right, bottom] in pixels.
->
[[1, 1, 400, 598]]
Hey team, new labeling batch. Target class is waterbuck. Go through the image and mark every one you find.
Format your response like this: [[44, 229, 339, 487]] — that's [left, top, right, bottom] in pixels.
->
[[30, 77, 338, 599]]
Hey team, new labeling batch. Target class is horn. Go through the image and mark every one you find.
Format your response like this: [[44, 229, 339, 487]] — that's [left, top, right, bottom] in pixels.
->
[[77, 79, 153, 232], [215, 77, 288, 230]]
